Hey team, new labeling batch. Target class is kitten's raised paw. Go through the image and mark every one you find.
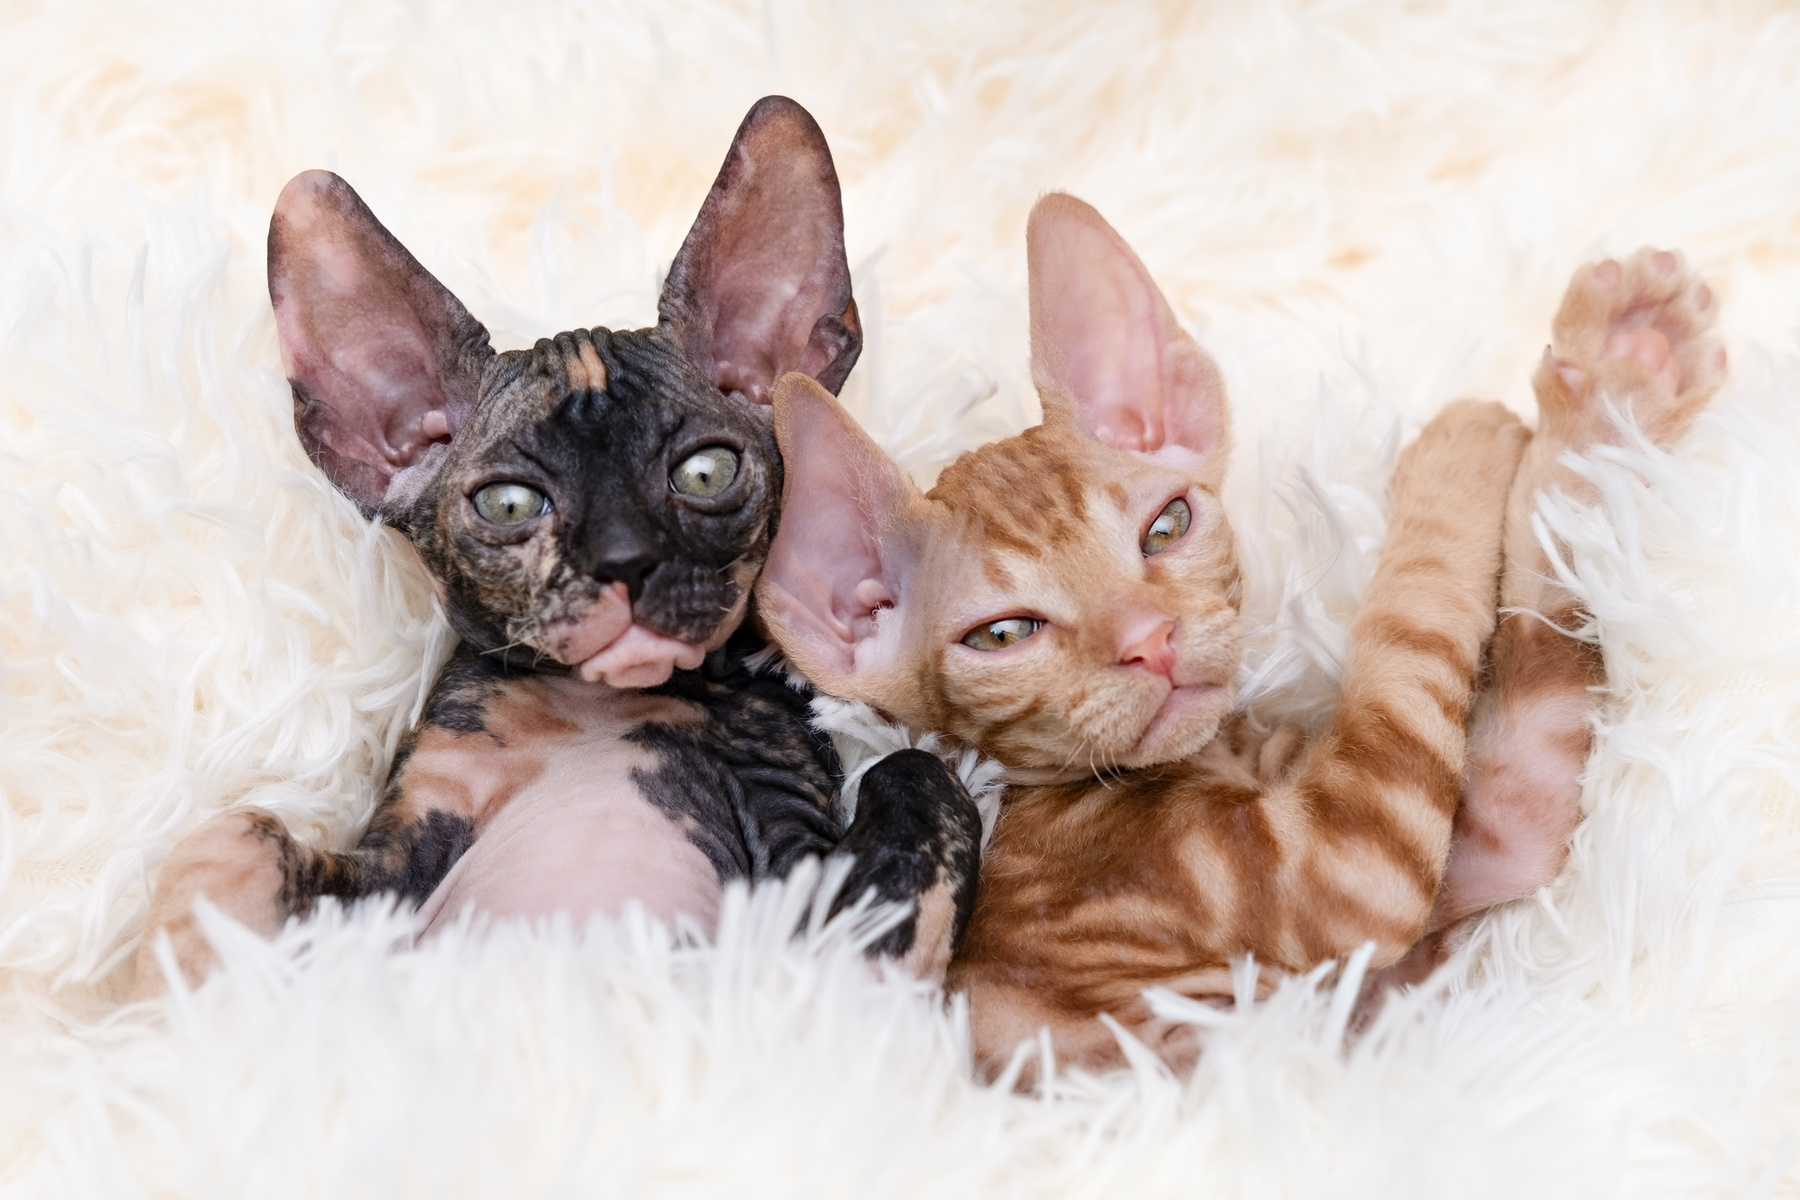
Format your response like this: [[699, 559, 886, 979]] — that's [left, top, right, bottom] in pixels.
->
[[1533, 247, 1726, 447]]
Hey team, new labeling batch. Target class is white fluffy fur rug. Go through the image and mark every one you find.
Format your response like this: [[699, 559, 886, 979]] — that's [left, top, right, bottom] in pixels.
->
[[5, 2, 1800, 1195]]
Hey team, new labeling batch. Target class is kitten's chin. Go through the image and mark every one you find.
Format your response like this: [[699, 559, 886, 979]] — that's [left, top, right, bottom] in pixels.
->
[[999, 684, 1233, 781], [1122, 683, 1232, 767], [574, 626, 708, 688]]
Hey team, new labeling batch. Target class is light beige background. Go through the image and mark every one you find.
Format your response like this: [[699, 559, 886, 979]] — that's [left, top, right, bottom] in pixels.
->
[[3, 2, 1799, 1195]]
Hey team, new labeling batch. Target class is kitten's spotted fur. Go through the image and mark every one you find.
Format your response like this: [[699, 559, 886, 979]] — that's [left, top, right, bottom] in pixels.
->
[[756, 194, 1724, 1073]]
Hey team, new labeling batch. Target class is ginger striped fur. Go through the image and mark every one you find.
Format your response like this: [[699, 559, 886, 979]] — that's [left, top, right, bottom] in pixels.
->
[[755, 195, 1725, 1073]]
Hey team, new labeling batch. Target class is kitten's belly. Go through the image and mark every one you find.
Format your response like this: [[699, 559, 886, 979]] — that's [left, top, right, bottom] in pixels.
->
[[415, 725, 723, 935]]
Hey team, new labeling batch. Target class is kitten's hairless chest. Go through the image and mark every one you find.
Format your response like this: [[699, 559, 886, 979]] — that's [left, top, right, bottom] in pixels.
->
[[404, 637, 843, 935]]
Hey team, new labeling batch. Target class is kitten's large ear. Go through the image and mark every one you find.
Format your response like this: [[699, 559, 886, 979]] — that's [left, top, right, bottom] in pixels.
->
[[269, 171, 494, 512], [659, 96, 862, 405], [757, 373, 921, 694], [1028, 193, 1228, 481]]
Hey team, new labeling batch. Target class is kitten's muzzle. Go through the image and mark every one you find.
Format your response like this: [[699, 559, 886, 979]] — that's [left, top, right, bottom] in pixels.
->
[[548, 518, 756, 685], [539, 579, 711, 688]]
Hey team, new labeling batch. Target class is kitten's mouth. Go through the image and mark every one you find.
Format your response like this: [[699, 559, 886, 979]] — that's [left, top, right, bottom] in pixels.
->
[[573, 626, 708, 689], [1131, 683, 1226, 762], [1003, 682, 1229, 785], [544, 581, 708, 689]]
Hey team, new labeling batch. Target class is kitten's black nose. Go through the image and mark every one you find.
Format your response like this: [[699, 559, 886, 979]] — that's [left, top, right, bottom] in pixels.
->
[[594, 555, 657, 601], [577, 522, 662, 602]]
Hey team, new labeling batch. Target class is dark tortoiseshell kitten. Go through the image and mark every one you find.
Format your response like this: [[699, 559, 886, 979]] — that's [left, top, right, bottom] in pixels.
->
[[132, 98, 981, 996]]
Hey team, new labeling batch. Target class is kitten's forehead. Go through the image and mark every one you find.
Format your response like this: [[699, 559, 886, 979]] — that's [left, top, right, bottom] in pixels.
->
[[509, 329, 614, 417], [455, 325, 763, 455], [927, 422, 1201, 556], [927, 424, 1098, 556]]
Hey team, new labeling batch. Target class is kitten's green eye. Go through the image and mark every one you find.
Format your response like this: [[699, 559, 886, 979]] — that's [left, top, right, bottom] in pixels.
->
[[472, 482, 550, 526], [670, 446, 739, 498], [961, 617, 1041, 652], [1142, 497, 1191, 555]]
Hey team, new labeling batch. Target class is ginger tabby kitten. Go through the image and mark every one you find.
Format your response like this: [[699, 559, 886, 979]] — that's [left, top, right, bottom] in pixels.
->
[[757, 194, 1725, 1074]]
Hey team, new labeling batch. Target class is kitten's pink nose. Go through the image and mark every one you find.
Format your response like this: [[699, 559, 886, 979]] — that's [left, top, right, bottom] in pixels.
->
[[1118, 618, 1176, 679]]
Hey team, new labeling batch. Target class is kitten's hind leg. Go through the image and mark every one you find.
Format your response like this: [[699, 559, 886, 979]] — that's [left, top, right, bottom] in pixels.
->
[[829, 749, 983, 982], [1436, 249, 1725, 925]]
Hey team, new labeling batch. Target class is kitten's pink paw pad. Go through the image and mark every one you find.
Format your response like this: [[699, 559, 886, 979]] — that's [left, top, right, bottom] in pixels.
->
[[1535, 247, 1726, 445], [1605, 326, 1677, 392]]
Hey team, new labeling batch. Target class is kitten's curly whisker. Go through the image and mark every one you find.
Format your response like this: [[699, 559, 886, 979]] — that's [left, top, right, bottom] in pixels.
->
[[1055, 733, 1090, 777], [1092, 745, 1120, 789]]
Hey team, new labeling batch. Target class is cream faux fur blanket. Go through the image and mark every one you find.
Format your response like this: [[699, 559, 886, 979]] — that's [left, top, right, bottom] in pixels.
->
[[4, 2, 1800, 1195]]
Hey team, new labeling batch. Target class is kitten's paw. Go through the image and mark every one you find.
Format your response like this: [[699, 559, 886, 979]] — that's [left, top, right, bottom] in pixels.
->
[[129, 807, 294, 999], [1534, 248, 1725, 446]]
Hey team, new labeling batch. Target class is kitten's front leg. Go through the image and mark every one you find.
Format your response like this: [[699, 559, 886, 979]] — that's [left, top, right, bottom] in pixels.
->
[[1437, 250, 1725, 924], [1282, 399, 1527, 965], [127, 787, 458, 999], [829, 749, 983, 981], [130, 656, 504, 999], [130, 807, 319, 998]]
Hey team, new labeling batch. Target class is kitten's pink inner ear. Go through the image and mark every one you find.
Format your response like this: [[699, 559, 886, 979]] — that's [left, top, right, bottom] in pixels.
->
[[758, 374, 916, 688], [269, 170, 491, 510], [1027, 193, 1227, 467], [659, 97, 861, 404]]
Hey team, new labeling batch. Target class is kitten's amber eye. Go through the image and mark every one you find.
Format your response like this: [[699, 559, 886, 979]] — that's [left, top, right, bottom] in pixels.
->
[[472, 482, 550, 526], [1142, 497, 1191, 555], [961, 617, 1040, 652], [670, 446, 739, 497]]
